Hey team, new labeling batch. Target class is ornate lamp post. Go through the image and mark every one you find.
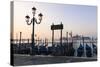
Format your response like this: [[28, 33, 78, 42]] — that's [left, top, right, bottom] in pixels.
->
[[25, 7, 43, 55]]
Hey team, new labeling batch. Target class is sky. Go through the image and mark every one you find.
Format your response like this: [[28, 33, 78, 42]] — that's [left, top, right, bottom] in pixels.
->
[[13, 1, 97, 40]]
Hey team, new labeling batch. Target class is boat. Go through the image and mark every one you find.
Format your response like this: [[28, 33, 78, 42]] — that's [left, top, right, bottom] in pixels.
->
[[86, 44, 92, 57], [77, 43, 84, 57], [92, 43, 97, 55]]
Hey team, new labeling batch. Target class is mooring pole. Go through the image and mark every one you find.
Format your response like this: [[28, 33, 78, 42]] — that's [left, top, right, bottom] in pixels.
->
[[52, 30, 54, 47], [66, 32, 68, 45], [19, 32, 22, 45], [19, 32, 22, 53], [60, 29, 62, 47]]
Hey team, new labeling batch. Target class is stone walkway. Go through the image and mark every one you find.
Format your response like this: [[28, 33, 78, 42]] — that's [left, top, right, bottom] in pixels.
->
[[13, 54, 97, 66]]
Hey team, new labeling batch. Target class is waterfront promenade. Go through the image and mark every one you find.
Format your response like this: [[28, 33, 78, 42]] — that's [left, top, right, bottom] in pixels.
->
[[14, 54, 97, 66]]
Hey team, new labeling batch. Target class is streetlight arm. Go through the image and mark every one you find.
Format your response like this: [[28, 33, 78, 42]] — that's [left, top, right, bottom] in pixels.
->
[[27, 19, 33, 25]]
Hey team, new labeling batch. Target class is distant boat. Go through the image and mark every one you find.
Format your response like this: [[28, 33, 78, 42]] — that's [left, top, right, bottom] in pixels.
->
[[77, 43, 84, 57], [86, 44, 92, 57]]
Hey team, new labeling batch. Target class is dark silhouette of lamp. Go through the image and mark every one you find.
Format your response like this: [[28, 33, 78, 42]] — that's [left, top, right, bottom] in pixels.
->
[[25, 7, 43, 55]]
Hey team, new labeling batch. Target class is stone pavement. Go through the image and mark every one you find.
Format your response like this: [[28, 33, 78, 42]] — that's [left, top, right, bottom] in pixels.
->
[[14, 54, 97, 66]]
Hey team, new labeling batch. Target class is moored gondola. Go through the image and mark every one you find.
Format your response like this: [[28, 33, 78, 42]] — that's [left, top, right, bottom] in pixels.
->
[[77, 43, 84, 57], [92, 43, 97, 55], [86, 44, 92, 57]]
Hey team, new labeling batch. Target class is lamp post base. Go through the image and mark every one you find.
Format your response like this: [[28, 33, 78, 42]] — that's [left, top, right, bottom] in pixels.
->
[[30, 43, 35, 55]]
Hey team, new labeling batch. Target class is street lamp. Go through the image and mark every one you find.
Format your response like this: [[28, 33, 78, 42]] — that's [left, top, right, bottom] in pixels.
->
[[25, 15, 30, 23], [38, 13, 43, 22], [32, 7, 36, 16], [25, 7, 43, 55]]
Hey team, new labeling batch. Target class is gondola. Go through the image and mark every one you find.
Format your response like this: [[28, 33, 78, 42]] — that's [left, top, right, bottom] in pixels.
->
[[92, 43, 97, 55], [86, 44, 92, 57], [39, 45, 48, 55], [77, 43, 84, 57]]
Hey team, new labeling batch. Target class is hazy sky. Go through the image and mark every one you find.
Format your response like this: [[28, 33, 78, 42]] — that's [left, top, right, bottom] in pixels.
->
[[13, 1, 97, 40]]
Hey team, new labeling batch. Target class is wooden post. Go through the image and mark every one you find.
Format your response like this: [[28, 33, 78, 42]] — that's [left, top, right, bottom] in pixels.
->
[[19, 32, 22, 45], [66, 32, 68, 54], [66, 32, 68, 45], [27, 39, 29, 44], [60, 29, 62, 46], [52, 30, 54, 46], [18, 32, 22, 53]]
